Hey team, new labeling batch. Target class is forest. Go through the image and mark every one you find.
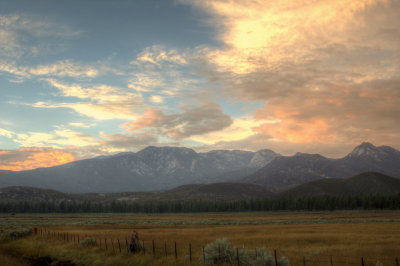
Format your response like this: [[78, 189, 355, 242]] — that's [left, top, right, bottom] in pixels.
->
[[1, 194, 399, 213]]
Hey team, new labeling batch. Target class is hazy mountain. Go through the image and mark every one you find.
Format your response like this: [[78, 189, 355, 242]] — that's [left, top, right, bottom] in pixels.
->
[[240, 142, 400, 187], [280, 172, 400, 197], [0, 146, 278, 193]]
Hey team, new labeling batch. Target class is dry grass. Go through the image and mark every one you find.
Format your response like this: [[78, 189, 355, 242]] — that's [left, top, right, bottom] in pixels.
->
[[1, 211, 400, 265]]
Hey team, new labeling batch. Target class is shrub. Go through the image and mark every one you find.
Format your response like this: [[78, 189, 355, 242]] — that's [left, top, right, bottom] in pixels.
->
[[204, 238, 236, 265], [203, 238, 290, 266], [239, 247, 290, 266], [80, 237, 97, 247]]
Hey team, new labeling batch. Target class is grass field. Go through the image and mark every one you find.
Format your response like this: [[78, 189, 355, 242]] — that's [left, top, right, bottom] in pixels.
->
[[1, 211, 399, 265]]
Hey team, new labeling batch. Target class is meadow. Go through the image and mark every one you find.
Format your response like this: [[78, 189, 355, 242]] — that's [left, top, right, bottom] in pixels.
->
[[1, 211, 399, 266]]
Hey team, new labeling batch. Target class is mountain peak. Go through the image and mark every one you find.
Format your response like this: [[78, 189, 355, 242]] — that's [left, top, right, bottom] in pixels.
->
[[347, 142, 379, 157]]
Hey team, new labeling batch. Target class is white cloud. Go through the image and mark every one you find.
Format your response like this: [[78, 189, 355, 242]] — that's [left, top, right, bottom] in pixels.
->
[[0, 128, 14, 138], [34, 79, 144, 120], [133, 45, 187, 66]]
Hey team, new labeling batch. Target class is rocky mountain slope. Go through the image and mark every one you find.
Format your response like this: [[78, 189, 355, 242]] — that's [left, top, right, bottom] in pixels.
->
[[241, 142, 400, 187], [0, 146, 279, 193]]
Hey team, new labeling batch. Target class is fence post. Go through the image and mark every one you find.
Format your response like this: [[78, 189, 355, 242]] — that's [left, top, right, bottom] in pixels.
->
[[236, 247, 240, 266], [118, 239, 121, 253], [361, 257, 365, 266], [125, 238, 129, 253], [330, 255, 333, 266], [152, 240, 155, 256], [142, 240, 145, 255], [105, 238, 108, 250], [274, 249, 278, 266], [189, 243, 192, 263], [303, 256, 306, 266], [396, 257, 399, 266], [111, 239, 115, 252], [174, 242, 177, 259]]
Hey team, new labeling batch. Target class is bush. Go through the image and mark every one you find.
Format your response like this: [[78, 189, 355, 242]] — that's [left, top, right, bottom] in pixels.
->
[[80, 237, 97, 247], [203, 238, 290, 266], [204, 238, 236, 265], [239, 247, 290, 266]]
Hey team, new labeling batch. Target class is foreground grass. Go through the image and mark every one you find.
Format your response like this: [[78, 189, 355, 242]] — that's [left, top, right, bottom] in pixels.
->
[[1, 211, 400, 265]]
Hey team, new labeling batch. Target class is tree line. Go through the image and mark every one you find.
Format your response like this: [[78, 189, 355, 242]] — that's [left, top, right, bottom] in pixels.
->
[[0, 194, 399, 213]]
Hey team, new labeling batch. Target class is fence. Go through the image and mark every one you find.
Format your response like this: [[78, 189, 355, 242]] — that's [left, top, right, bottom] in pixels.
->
[[33, 228, 400, 266]]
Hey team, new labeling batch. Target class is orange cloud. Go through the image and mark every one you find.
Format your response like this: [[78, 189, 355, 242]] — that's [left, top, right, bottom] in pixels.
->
[[0, 148, 76, 171], [120, 108, 162, 131]]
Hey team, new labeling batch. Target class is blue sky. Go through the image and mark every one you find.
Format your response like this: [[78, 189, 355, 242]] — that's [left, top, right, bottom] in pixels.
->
[[1, 0, 400, 170]]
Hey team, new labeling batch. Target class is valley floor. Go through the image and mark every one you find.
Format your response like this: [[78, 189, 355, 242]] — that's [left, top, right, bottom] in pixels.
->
[[1, 211, 399, 265]]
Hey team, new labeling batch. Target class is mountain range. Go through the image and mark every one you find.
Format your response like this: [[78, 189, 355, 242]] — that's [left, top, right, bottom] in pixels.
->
[[0, 146, 279, 193], [0, 142, 399, 193], [1, 172, 399, 204]]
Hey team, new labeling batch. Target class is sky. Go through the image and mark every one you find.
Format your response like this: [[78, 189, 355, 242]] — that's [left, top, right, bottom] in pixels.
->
[[1, 0, 400, 171]]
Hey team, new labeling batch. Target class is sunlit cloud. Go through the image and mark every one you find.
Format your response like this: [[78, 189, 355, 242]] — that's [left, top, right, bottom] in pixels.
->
[[182, 0, 400, 154], [133, 45, 187, 66], [29, 60, 99, 78], [0, 147, 76, 171], [0, 128, 14, 138], [33, 79, 144, 120], [121, 102, 233, 139], [13, 128, 99, 148]]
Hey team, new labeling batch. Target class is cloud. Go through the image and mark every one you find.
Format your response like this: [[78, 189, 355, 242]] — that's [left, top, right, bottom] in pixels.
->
[[0, 14, 81, 59], [133, 45, 187, 66], [121, 102, 233, 139], [33, 79, 144, 120], [13, 128, 99, 148], [0, 147, 76, 171], [29, 61, 99, 78], [99, 131, 158, 151], [0, 128, 14, 138], [68, 122, 93, 128], [181, 0, 400, 153]]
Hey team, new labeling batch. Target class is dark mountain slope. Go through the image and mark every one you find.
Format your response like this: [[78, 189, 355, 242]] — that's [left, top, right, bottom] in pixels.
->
[[280, 172, 400, 197]]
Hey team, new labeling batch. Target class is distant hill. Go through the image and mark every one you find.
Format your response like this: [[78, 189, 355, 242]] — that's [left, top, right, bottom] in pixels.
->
[[148, 182, 276, 201], [280, 172, 400, 197], [0, 182, 275, 203], [241, 142, 400, 187], [0, 146, 279, 193]]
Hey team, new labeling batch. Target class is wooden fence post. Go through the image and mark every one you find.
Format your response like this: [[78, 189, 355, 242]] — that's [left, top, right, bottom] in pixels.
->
[[274, 249, 278, 266], [118, 239, 122, 253], [236, 247, 240, 266], [174, 242, 177, 259], [330, 255, 333, 266], [303, 256, 306, 266], [104, 238, 108, 250], [361, 257, 365, 266], [152, 240, 155, 256], [396, 257, 399, 266], [203, 247, 205, 264], [189, 243, 192, 263], [111, 239, 115, 252]]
